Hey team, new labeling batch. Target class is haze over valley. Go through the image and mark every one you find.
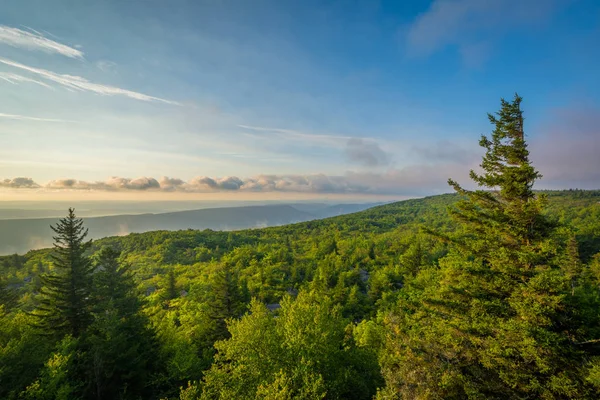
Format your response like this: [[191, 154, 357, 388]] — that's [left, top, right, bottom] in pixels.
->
[[0, 202, 381, 254]]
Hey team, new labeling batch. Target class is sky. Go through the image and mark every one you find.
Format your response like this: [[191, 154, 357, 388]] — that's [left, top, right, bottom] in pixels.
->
[[0, 0, 599, 201]]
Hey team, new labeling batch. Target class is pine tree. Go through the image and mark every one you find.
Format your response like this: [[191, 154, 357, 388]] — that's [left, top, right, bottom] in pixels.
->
[[379, 95, 595, 399], [33, 208, 93, 337], [164, 268, 178, 303], [207, 262, 245, 341], [81, 246, 160, 400], [564, 236, 583, 295], [92, 246, 138, 316], [0, 278, 18, 311]]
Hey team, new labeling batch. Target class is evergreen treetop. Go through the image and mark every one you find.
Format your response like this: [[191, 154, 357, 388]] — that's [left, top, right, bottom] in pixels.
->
[[33, 208, 94, 337]]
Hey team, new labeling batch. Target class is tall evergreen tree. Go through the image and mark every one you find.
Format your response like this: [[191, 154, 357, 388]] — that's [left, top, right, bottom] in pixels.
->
[[206, 262, 245, 341], [81, 246, 160, 400], [33, 208, 93, 337], [379, 95, 597, 399], [0, 279, 18, 311], [92, 246, 138, 316], [163, 268, 178, 303]]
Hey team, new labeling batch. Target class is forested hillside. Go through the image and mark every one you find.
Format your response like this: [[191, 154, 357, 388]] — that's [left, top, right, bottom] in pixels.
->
[[0, 202, 381, 255], [2, 96, 600, 399]]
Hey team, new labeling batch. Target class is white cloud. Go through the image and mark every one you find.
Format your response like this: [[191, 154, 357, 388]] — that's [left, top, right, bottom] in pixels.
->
[[0, 71, 53, 88], [0, 57, 180, 105], [0, 25, 84, 59], [237, 124, 351, 148], [0, 112, 76, 123]]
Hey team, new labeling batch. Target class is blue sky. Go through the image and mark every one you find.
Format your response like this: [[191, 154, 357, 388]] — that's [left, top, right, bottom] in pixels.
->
[[1, 0, 599, 200]]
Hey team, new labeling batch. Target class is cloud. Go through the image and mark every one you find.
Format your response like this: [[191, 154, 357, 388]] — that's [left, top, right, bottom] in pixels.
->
[[412, 140, 479, 163], [96, 60, 117, 72], [187, 176, 244, 191], [0, 57, 180, 105], [5, 174, 367, 194], [0, 25, 84, 59], [0, 177, 39, 188], [0, 72, 52, 88], [240, 174, 367, 193], [344, 138, 390, 167], [238, 124, 351, 148], [46, 177, 161, 191], [406, 0, 561, 62], [0, 112, 76, 123], [158, 176, 186, 192], [4, 116, 598, 197], [530, 106, 600, 189]]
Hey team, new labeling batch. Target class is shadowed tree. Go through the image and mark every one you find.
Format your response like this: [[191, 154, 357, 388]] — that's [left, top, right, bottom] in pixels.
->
[[206, 262, 246, 342], [80, 246, 160, 400], [32, 208, 93, 338]]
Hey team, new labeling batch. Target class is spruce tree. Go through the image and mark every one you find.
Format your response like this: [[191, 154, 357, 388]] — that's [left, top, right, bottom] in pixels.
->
[[33, 208, 93, 337], [92, 246, 138, 315], [379, 95, 596, 399], [82, 246, 159, 400], [0, 279, 18, 311], [207, 262, 245, 341], [164, 268, 178, 302]]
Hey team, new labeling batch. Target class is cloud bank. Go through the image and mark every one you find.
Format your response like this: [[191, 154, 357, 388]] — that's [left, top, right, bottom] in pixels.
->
[[0, 26, 84, 59], [38, 174, 369, 194], [0, 177, 39, 188]]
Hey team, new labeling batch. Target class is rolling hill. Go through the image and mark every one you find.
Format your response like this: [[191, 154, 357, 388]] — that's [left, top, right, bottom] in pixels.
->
[[0, 202, 380, 255]]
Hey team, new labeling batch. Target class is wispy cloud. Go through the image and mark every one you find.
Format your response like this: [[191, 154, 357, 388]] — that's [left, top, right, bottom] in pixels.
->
[[406, 0, 562, 63], [0, 112, 76, 123], [96, 60, 117, 72], [238, 124, 351, 148], [0, 25, 84, 59], [0, 71, 52, 88], [344, 138, 390, 167], [0, 57, 180, 105]]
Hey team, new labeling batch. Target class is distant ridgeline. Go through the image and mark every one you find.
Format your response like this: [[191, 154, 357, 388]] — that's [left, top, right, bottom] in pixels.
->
[[3, 190, 600, 293], [0, 202, 382, 255]]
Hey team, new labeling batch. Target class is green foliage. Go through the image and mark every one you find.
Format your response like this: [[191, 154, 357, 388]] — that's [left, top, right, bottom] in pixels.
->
[[200, 290, 382, 399], [0, 309, 53, 399], [21, 335, 80, 400]]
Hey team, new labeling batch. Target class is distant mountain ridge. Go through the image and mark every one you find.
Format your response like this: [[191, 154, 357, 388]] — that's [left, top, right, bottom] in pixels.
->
[[0, 202, 380, 255]]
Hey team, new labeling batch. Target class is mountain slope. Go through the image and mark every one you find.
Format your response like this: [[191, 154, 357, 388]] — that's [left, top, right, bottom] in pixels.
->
[[0, 203, 383, 255]]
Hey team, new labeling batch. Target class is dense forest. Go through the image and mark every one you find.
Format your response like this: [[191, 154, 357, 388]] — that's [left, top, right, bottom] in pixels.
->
[[2, 96, 600, 399]]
